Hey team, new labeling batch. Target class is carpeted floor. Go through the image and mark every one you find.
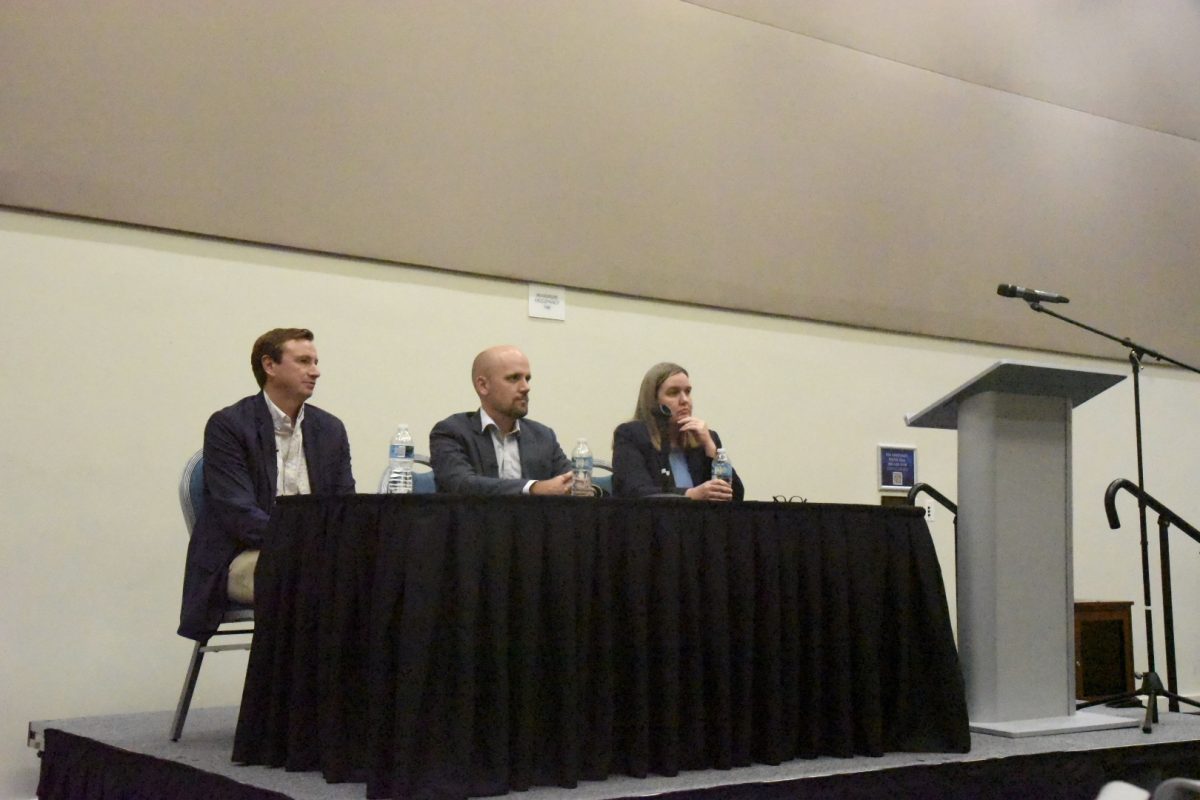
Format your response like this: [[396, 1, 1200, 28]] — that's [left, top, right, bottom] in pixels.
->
[[28, 705, 1200, 800]]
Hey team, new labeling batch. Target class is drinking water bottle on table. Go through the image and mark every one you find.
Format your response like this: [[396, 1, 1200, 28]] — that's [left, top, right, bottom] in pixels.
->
[[571, 438, 593, 497], [711, 447, 732, 485], [384, 424, 415, 494]]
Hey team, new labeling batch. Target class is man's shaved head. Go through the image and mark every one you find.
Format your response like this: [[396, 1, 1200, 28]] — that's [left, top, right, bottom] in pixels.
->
[[472, 345, 532, 432]]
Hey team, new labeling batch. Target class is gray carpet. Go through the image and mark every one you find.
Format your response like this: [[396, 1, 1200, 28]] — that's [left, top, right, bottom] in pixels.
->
[[28, 705, 1200, 800]]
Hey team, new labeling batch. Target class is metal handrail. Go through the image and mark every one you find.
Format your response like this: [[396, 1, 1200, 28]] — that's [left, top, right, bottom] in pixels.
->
[[906, 482, 958, 515], [1104, 477, 1200, 713], [1104, 478, 1200, 543]]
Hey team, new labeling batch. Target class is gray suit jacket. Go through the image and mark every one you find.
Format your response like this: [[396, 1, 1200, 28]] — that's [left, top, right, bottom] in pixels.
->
[[429, 411, 571, 495]]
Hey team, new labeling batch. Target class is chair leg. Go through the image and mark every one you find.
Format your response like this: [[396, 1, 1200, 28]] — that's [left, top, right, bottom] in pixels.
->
[[170, 641, 206, 741]]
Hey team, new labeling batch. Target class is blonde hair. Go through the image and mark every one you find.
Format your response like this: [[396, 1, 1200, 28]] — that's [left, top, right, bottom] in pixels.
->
[[632, 362, 698, 451]]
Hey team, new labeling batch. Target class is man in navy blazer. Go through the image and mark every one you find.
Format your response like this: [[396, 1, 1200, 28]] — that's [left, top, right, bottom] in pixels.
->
[[177, 328, 354, 641], [430, 345, 573, 495]]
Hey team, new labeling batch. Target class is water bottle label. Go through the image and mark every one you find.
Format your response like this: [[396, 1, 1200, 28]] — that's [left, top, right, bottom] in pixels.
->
[[390, 444, 415, 459], [573, 455, 593, 472], [386, 469, 414, 494]]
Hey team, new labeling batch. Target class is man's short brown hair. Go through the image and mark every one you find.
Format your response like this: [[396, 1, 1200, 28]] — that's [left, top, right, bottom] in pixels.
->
[[250, 328, 314, 388]]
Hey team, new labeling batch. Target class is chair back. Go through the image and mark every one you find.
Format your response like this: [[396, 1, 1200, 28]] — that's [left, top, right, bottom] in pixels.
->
[[378, 453, 437, 495], [179, 450, 205, 536], [412, 453, 437, 494], [592, 458, 614, 497], [171, 448, 252, 742], [1154, 778, 1200, 800]]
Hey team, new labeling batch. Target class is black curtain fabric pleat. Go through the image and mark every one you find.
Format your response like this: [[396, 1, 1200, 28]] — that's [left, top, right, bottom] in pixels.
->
[[37, 729, 289, 800], [233, 496, 969, 800]]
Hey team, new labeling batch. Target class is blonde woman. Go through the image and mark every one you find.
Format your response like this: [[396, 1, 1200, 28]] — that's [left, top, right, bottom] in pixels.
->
[[611, 362, 744, 500]]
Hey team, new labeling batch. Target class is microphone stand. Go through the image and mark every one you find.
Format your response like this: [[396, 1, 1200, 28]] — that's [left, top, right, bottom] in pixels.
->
[[1021, 300, 1200, 724]]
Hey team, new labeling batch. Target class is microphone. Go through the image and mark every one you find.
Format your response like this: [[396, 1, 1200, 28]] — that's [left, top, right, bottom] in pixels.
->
[[653, 404, 673, 441], [997, 284, 1070, 304]]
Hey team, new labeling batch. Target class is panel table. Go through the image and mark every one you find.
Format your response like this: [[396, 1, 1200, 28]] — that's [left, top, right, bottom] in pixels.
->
[[233, 495, 970, 799]]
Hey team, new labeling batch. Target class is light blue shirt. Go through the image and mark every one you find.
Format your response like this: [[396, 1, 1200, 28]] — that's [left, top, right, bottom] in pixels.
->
[[668, 450, 694, 489]]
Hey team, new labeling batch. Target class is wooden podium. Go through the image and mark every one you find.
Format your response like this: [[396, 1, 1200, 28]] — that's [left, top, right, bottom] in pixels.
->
[[907, 361, 1136, 736]]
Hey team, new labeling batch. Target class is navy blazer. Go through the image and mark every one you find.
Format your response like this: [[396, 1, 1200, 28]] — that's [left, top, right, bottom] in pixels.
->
[[177, 393, 354, 641], [429, 411, 572, 495], [611, 420, 745, 500]]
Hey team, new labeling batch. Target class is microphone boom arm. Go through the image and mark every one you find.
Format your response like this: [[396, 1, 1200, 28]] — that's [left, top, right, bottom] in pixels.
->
[[1025, 303, 1200, 375]]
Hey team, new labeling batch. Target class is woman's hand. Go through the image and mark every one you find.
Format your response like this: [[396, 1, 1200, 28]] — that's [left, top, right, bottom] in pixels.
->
[[685, 479, 733, 502], [675, 414, 716, 457]]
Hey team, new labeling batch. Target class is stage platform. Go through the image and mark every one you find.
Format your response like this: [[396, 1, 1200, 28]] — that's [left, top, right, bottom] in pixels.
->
[[28, 705, 1200, 799]]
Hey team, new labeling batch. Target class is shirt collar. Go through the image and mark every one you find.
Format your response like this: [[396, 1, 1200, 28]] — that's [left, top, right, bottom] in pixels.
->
[[479, 407, 520, 438], [264, 392, 305, 433]]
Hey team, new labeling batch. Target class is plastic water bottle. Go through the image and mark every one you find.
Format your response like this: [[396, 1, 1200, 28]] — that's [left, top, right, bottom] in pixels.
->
[[384, 424, 415, 494], [571, 438, 593, 497], [712, 448, 733, 485]]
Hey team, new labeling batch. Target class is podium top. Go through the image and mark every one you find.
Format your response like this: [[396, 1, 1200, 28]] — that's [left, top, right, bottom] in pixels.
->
[[906, 360, 1125, 430]]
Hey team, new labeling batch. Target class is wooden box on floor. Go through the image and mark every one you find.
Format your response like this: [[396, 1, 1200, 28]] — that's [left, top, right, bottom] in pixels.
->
[[1075, 600, 1135, 702]]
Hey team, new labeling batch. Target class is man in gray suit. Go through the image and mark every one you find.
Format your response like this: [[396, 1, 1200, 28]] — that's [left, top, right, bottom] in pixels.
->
[[430, 345, 574, 495]]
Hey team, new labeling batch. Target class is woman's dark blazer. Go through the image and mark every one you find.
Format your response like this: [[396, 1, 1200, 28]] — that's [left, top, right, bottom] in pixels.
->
[[611, 420, 745, 500]]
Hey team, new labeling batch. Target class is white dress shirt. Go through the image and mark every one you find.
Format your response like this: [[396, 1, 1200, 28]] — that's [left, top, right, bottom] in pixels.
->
[[264, 393, 311, 496], [479, 408, 533, 494]]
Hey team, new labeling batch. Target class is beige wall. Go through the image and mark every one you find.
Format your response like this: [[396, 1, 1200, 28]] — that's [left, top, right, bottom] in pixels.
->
[[3, 209, 1199, 796], [2, 4, 1198, 796], [3, 2, 1199, 368]]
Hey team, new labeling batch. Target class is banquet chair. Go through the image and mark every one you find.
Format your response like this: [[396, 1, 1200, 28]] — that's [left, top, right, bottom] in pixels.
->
[[1154, 779, 1200, 800], [377, 453, 437, 494], [170, 450, 254, 741], [592, 458, 614, 496], [1094, 781, 1150, 800]]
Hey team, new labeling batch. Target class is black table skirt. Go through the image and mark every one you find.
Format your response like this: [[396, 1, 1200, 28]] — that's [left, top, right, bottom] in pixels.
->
[[233, 495, 969, 799]]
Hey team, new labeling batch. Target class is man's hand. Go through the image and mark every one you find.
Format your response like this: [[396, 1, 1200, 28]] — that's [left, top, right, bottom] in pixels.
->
[[531, 471, 574, 496], [685, 479, 733, 502]]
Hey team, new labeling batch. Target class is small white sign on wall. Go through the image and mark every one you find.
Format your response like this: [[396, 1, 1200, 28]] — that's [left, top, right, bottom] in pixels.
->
[[528, 284, 567, 321]]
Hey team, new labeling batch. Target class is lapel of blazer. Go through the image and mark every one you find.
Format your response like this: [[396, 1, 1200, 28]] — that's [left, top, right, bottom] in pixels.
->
[[301, 408, 320, 493], [471, 413, 501, 478], [653, 428, 674, 488], [686, 447, 706, 487], [253, 393, 279, 496], [518, 424, 534, 480]]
